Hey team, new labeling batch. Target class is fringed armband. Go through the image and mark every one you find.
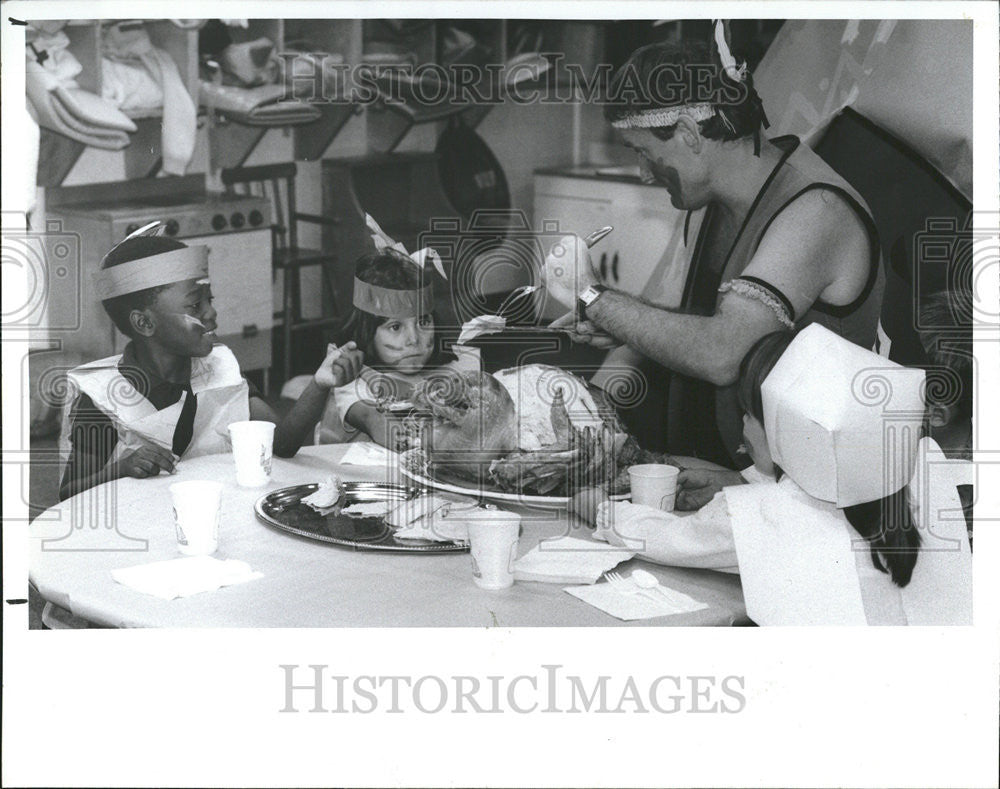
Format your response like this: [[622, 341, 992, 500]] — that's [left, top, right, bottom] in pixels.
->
[[718, 277, 795, 329]]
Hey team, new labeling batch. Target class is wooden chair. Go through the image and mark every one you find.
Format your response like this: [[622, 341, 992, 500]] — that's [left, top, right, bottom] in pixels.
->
[[220, 162, 341, 385]]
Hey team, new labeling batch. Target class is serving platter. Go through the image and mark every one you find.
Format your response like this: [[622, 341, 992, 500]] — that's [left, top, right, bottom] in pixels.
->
[[400, 448, 629, 510], [254, 481, 469, 553]]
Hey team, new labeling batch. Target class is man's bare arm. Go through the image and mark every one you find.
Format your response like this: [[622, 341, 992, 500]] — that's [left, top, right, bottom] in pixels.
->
[[585, 290, 784, 385], [584, 188, 871, 385]]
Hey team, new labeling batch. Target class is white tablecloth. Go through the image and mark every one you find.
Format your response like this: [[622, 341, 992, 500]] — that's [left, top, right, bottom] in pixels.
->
[[29, 445, 748, 627]]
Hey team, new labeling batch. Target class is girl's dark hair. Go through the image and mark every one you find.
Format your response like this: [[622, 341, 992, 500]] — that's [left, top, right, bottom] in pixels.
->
[[603, 37, 769, 150], [844, 493, 921, 587], [345, 249, 446, 369], [736, 331, 795, 421], [736, 329, 921, 587], [100, 236, 188, 337]]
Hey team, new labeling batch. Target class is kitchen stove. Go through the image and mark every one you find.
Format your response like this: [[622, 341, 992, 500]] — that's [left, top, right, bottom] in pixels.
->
[[52, 191, 270, 240]]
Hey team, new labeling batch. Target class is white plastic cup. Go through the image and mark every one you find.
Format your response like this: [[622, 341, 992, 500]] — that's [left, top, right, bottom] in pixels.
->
[[628, 464, 680, 511], [170, 480, 223, 556], [466, 510, 522, 590], [227, 420, 275, 487]]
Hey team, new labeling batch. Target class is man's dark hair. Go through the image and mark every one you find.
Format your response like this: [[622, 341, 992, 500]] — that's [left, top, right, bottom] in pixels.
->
[[100, 236, 188, 337], [603, 38, 769, 151]]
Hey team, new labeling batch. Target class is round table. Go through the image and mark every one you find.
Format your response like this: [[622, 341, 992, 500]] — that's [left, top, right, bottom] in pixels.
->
[[29, 445, 748, 627]]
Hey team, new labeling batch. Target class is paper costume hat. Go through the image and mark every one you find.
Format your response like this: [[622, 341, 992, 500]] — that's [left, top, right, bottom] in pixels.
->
[[761, 323, 926, 507], [93, 221, 209, 299], [354, 214, 445, 317]]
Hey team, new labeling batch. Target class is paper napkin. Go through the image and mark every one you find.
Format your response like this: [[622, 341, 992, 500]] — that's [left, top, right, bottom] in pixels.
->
[[513, 536, 635, 584], [340, 442, 396, 466], [111, 556, 263, 600], [457, 314, 507, 344], [564, 579, 708, 621]]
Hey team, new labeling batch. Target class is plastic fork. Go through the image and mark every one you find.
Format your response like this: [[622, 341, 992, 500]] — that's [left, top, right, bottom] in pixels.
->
[[603, 571, 663, 605]]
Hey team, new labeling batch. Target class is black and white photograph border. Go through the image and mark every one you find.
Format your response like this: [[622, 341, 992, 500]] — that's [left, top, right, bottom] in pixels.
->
[[2, 1, 999, 787]]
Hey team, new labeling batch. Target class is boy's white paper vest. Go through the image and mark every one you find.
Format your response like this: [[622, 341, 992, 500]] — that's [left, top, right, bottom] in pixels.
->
[[65, 345, 249, 466]]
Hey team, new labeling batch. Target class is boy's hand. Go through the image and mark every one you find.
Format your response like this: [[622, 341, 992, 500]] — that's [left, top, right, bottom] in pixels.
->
[[116, 444, 178, 479], [675, 468, 746, 511], [314, 342, 364, 390]]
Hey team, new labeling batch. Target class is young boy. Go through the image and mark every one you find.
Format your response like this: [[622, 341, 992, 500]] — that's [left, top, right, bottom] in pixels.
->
[[59, 225, 362, 500]]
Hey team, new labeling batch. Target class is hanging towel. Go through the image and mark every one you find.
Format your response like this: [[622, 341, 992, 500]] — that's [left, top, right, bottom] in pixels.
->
[[25, 31, 136, 149], [101, 58, 165, 116], [22, 100, 41, 213], [102, 21, 197, 175]]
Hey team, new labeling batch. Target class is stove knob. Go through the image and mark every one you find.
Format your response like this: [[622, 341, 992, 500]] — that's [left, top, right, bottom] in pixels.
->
[[165, 219, 180, 236], [125, 223, 140, 237], [230, 212, 246, 229], [248, 209, 264, 227], [212, 213, 227, 231]]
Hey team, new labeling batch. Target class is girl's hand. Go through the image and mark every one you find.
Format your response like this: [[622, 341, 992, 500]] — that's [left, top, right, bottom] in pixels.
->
[[570, 486, 609, 526], [361, 368, 415, 404], [314, 342, 365, 390], [675, 468, 746, 511]]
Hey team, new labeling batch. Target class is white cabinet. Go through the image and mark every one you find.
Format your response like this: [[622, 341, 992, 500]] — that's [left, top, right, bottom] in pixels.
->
[[533, 171, 695, 318]]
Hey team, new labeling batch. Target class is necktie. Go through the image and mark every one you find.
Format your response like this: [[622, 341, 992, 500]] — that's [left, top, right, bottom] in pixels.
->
[[171, 386, 198, 456]]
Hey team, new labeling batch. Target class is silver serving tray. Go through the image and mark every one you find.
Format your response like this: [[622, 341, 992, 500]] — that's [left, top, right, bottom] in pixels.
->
[[254, 481, 469, 553]]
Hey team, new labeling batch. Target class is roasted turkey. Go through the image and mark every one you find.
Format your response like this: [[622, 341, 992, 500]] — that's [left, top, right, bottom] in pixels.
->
[[409, 364, 673, 496]]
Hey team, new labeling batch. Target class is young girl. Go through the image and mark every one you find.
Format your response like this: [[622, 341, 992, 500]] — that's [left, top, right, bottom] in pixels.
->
[[574, 323, 972, 625], [317, 246, 478, 447]]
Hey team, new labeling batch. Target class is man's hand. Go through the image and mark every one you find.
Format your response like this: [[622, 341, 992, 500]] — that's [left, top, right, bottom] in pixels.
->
[[115, 444, 178, 479], [314, 342, 365, 390], [548, 312, 621, 349], [543, 234, 598, 308], [675, 468, 746, 511]]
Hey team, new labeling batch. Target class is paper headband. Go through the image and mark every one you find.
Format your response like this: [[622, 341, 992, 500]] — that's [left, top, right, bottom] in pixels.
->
[[93, 221, 210, 299], [761, 324, 926, 508], [611, 20, 747, 133], [353, 279, 434, 318], [611, 103, 716, 130]]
